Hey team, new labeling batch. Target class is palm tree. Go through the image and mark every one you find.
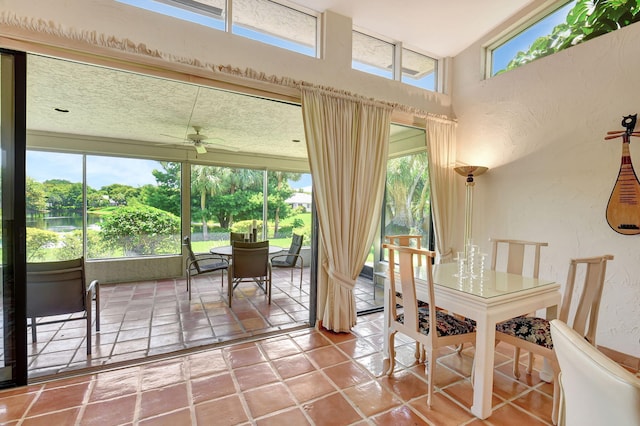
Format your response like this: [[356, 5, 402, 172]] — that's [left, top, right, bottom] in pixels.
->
[[191, 165, 222, 239]]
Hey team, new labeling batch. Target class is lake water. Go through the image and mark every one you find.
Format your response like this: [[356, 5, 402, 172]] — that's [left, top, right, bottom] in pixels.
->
[[26, 213, 103, 232]]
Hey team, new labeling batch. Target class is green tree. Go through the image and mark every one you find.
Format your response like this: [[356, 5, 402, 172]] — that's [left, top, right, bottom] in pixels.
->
[[191, 165, 223, 238], [100, 183, 140, 206], [269, 171, 299, 237], [43, 179, 83, 211], [385, 152, 430, 235], [141, 162, 181, 215], [100, 205, 180, 255], [504, 0, 640, 73], [26, 177, 47, 214], [26, 227, 59, 261]]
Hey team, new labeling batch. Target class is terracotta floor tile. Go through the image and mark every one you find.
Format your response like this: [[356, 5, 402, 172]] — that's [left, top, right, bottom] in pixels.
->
[[28, 382, 90, 417], [442, 380, 501, 410], [272, 353, 316, 379], [233, 362, 279, 391], [302, 392, 363, 425], [0, 393, 38, 423], [139, 383, 189, 420], [323, 362, 373, 389], [292, 331, 331, 351], [410, 393, 476, 425], [371, 405, 428, 425], [195, 394, 249, 425], [285, 371, 336, 403], [260, 337, 301, 360], [225, 345, 266, 368], [21, 407, 81, 426], [485, 402, 548, 426], [80, 394, 137, 426], [187, 350, 228, 378], [511, 389, 554, 424], [255, 407, 311, 426], [139, 407, 193, 425], [306, 345, 349, 369], [336, 338, 379, 358], [343, 380, 401, 417], [140, 359, 186, 391], [89, 369, 140, 402], [191, 372, 237, 403], [378, 369, 428, 401], [243, 382, 296, 418]]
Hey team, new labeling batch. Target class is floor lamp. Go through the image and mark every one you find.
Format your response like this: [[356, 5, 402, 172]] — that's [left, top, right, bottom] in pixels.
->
[[454, 165, 488, 259]]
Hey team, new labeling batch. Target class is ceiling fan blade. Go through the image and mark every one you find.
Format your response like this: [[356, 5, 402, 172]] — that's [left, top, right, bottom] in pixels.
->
[[194, 143, 208, 154]]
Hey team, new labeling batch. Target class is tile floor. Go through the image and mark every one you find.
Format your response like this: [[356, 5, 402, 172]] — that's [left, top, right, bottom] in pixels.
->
[[4, 311, 569, 425], [25, 267, 384, 379]]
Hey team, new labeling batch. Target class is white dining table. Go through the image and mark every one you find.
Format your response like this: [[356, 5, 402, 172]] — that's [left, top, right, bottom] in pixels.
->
[[383, 262, 561, 420]]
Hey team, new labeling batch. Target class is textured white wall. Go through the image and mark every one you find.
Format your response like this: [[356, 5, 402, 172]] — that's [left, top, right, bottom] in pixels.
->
[[453, 21, 640, 356]]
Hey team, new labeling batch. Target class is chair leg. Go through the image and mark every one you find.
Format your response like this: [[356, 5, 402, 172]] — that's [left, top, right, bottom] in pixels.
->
[[385, 331, 397, 376], [513, 347, 522, 378], [526, 351, 534, 375], [426, 349, 435, 407], [31, 317, 37, 343]]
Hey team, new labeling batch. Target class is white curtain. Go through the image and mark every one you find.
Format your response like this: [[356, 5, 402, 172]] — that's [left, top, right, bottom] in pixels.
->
[[426, 118, 457, 263], [300, 86, 392, 332]]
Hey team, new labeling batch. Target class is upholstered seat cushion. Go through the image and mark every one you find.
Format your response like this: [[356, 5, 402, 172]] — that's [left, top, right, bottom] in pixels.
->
[[495, 316, 553, 349], [395, 291, 429, 308], [397, 307, 476, 337], [197, 259, 228, 273]]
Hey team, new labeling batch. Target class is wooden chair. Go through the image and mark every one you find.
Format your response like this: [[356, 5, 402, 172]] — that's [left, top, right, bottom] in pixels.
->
[[230, 232, 245, 243], [27, 257, 100, 355], [271, 233, 304, 288], [183, 236, 229, 300], [383, 243, 476, 407], [496, 254, 614, 425], [550, 319, 640, 426], [227, 240, 271, 307], [385, 235, 423, 265], [490, 238, 549, 371]]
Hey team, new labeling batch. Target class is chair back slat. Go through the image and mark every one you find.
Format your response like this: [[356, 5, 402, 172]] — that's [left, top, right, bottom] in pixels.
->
[[285, 234, 303, 265], [490, 238, 548, 278], [560, 254, 613, 345], [183, 236, 201, 273]]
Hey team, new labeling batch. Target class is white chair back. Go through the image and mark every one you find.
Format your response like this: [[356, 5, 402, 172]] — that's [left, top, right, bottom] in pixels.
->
[[550, 319, 640, 426]]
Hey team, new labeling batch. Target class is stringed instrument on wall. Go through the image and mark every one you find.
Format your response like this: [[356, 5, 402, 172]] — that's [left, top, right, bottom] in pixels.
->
[[604, 114, 640, 235]]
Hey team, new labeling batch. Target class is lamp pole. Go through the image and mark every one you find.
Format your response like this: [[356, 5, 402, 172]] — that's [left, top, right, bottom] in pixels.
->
[[454, 165, 488, 259]]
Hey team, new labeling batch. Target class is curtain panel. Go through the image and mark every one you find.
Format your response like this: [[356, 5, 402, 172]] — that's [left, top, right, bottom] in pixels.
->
[[300, 86, 392, 332], [426, 119, 457, 263]]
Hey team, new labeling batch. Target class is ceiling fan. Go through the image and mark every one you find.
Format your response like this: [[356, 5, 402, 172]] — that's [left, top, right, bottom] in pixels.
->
[[179, 126, 239, 153], [186, 126, 240, 153]]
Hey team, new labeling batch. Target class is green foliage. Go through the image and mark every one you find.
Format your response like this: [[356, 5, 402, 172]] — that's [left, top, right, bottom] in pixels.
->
[[26, 227, 59, 261], [26, 177, 47, 213], [43, 179, 84, 211], [503, 0, 640, 73], [100, 205, 180, 255]]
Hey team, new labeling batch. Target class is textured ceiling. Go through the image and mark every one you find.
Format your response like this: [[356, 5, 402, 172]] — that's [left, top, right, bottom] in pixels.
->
[[27, 55, 309, 158]]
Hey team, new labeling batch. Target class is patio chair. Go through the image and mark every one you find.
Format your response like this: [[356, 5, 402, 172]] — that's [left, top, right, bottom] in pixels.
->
[[227, 240, 271, 307], [27, 257, 100, 355], [184, 236, 229, 300], [495, 254, 614, 425], [271, 233, 304, 288], [230, 232, 245, 243], [383, 243, 476, 407]]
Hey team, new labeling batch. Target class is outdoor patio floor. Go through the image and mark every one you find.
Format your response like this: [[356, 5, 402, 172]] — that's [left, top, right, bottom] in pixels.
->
[[26, 267, 384, 380]]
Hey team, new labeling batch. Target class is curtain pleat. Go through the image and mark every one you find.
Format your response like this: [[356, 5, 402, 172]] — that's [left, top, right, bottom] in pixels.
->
[[301, 86, 392, 332], [426, 119, 457, 263]]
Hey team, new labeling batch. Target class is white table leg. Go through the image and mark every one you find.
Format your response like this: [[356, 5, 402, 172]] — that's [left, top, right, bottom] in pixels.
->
[[471, 315, 495, 419]]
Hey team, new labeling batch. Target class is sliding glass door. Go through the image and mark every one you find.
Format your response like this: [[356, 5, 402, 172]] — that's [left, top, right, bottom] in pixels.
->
[[0, 49, 28, 387]]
